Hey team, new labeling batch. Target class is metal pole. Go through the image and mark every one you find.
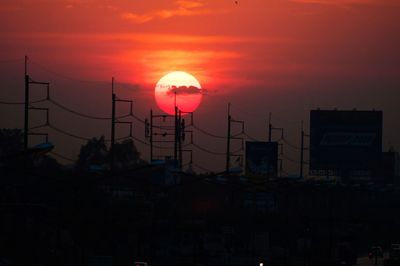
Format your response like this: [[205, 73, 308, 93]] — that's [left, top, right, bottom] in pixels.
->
[[226, 103, 231, 174], [300, 121, 304, 179], [268, 112, 272, 142], [174, 106, 178, 166], [178, 110, 183, 169], [150, 109, 153, 163], [111, 77, 116, 172], [24, 56, 29, 164]]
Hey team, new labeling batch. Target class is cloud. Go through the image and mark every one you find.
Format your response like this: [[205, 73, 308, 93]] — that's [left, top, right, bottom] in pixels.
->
[[121, 0, 210, 23], [120, 13, 153, 23], [290, 0, 400, 8], [175, 0, 204, 9], [166, 85, 204, 96]]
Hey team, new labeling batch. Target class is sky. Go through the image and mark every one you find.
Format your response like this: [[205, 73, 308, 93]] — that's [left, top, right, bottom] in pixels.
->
[[0, 0, 399, 174]]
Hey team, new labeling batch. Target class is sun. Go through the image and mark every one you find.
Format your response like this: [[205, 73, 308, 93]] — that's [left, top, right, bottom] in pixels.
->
[[155, 71, 203, 115]]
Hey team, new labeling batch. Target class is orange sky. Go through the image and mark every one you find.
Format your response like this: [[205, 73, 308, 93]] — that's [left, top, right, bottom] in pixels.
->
[[0, 0, 399, 172], [1, 0, 399, 87]]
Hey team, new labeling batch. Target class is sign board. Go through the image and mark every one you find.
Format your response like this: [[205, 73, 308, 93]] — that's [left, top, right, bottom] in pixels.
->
[[246, 141, 278, 178], [309, 110, 382, 172]]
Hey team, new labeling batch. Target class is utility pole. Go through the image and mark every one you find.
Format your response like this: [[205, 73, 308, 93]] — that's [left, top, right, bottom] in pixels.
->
[[300, 120, 304, 179], [111, 77, 116, 172], [268, 113, 284, 142], [110, 77, 133, 173], [148, 111, 175, 163], [268, 112, 272, 142], [226, 103, 231, 174], [24, 56, 29, 155], [150, 109, 153, 162], [174, 106, 178, 166], [178, 110, 183, 169], [300, 123, 310, 180], [23, 56, 50, 168], [267, 113, 285, 178], [179, 111, 193, 171], [174, 92, 178, 166], [225, 104, 245, 174]]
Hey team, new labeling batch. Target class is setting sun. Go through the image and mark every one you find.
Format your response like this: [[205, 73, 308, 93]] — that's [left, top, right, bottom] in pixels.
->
[[154, 71, 203, 115]]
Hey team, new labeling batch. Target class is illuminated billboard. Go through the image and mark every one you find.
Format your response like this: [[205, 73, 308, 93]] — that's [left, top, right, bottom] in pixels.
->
[[246, 141, 278, 178], [310, 110, 382, 172]]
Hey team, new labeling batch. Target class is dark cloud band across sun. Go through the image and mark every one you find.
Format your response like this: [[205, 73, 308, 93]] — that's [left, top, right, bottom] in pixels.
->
[[166, 85, 204, 96]]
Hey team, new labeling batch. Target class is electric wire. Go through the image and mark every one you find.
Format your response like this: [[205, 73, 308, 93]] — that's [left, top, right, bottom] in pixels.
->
[[114, 136, 131, 142], [192, 124, 226, 139], [129, 135, 150, 146], [129, 113, 145, 123], [280, 138, 301, 150], [129, 136, 173, 150], [242, 132, 261, 142], [49, 98, 129, 120], [191, 142, 226, 155], [190, 142, 243, 156], [0, 98, 48, 105], [29, 124, 48, 131], [48, 124, 91, 141]]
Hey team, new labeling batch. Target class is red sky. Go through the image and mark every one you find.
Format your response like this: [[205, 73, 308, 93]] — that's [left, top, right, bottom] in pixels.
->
[[0, 0, 399, 173]]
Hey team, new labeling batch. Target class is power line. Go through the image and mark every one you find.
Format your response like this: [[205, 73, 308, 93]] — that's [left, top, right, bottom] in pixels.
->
[[191, 142, 226, 155], [130, 135, 150, 146], [130, 113, 145, 123], [29, 124, 48, 131], [114, 136, 132, 142], [1, 96, 132, 122], [48, 124, 91, 141], [190, 142, 243, 156], [49, 98, 129, 120], [0, 98, 47, 105], [281, 138, 301, 150], [192, 124, 226, 139], [130, 136, 172, 150], [242, 132, 261, 142], [49, 123, 136, 144]]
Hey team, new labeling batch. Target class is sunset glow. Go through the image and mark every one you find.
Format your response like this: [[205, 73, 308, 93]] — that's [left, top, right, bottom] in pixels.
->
[[0, 0, 399, 173]]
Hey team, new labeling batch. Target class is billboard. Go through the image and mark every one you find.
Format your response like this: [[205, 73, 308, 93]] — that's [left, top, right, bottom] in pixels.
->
[[310, 110, 382, 172], [246, 141, 278, 178]]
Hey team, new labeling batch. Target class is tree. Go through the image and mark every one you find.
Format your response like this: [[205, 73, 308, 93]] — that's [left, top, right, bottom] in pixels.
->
[[113, 139, 146, 169], [76, 136, 109, 171], [0, 128, 23, 156], [76, 137, 146, 172], [0, 128, 24, 169]]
